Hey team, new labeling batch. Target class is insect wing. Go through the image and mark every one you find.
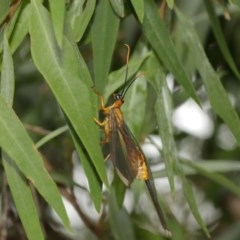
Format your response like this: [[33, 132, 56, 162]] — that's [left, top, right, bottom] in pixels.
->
[[109, 110, 140, 186]]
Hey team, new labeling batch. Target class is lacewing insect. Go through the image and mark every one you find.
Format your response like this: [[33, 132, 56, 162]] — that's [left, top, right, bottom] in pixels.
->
[[94, 45, 171, 236]]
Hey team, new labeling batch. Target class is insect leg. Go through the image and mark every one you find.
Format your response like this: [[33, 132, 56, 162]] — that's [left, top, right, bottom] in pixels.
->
[[94, 118, 110, 144], [92, 86, 107, 111], [94, 118, 105, 126], [104, 153, 111, 162]]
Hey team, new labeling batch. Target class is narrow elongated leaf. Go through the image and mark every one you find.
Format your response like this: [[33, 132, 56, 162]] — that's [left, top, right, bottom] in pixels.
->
[[136, 227, 170, 240], [232, 0, 240, 8], [110, 0, 124, 17], [148, 55, 176, 193], [122, 74, 147, 140], [0, 95, 70, 229], [36, 125, 68, 149], [67, 117, 103, 211], [142, 0, 200, 104], [166, 0, 174, 9], [145, 54, 208, 235], [49, 0, 65, 47], [204, 0, 240, 79], [111, 173, 126, 208], [0, 0, 9, 24], [67, 0, 96, 42], [91, 0, 120, 91], [1, 31, 44, 240], [180, 172, 210, 238], [182, 160, 240, 175], [9, 3, 30, 53], [1, 31, 14, 105], [175, 8, 240, 148], [0, 0, 20, 53], [3, 154, 45, 240], [1, 0, 22, 44], [29, 1, 108, 190], [74, 143, 102, 211], [182, 160, 240, 199], [130, 0, 144, 23]]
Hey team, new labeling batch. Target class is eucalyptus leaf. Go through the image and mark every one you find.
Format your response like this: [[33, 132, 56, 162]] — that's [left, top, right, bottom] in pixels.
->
[[0, 94, 70, 229], [3, 154, 45, 240], [130, 0, 144, 23], [49, 0, 65, 47], [175, 7, 240, 148], [204, 0, 240, 79], [1, 31, 45, 240], [29, 1, 108, 189], [91, 0, 120, 91], [142, 0, 200, 104]]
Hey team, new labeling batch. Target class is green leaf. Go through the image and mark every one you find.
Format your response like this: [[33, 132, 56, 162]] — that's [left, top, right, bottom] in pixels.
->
[[0, 0, 9, 24], [130, 0, 144, 23], [29, 1, 108, 189], [36, 125, 68, 149], [1, 31, 45, 240], [144, 50, 208, 234], [49, 0, 65, 47], [3, 154, 45, 240], [111, 173, 126, 207], [135, 227, 167, 240], [180, 173, 210, 238], [231, 0, 240, 8], [91, 0, 120, 92], [182, 159, 240, 199], [75, 144, 103, 212], [0, 95, 70, 229], [166, 0, 174, 9], [204, 0, 240, 79], [142, 0, 200, 104], [1, 30, 14, 105], [175, 8, 240, 148], [68, 119, 103, 212], [110, 0, 124, 17], [122, 74, 147, 140], [9, 3, 30, 53], [67, 0, 96, 42], [182, 160, 240, 175], [147, 54, 176, 193], [1, 0, 22, 46]]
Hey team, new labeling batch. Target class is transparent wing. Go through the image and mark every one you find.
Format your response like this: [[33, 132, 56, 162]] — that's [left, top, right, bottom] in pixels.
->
[[109, 109, 143, 186]]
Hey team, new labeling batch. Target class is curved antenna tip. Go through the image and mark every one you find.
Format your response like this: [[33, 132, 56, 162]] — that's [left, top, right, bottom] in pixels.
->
[[124, 44, 130, 65]]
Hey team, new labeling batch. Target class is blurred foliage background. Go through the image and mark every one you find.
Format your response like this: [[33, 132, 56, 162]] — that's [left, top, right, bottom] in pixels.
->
[[1, 0, 240, 239]]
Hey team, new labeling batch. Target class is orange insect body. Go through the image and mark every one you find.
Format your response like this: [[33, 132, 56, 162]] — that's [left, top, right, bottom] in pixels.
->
[[94, 91, 149, 185]]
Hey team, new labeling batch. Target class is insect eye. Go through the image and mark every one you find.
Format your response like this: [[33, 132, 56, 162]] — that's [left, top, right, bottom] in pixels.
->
[[114, 94, 122, 100]]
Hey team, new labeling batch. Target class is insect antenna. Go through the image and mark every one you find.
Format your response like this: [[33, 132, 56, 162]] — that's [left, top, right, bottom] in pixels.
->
[[123, 44, 130, 87], [120, 44, 145, 99], [119, 44, 130, 98]]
